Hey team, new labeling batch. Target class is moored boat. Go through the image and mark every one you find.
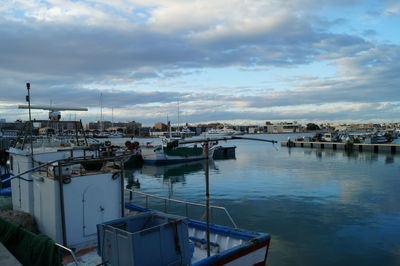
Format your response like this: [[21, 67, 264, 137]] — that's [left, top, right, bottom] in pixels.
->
[[202, 126, 244, 137], [1, 137, 273, 266], [124, 203, 271, 266], [141, 138, 216, 164]]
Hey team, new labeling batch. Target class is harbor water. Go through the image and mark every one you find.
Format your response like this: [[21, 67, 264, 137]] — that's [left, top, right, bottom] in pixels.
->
[[124, 133, 400, 266]]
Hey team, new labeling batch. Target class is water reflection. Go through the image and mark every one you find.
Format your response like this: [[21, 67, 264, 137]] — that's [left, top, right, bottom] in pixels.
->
[[124, 160, 214, 195], [141, 161, 204, 183], [121, 135, 400, 266], [385, 155, 395, 164], [125, 171, 140, 189], [298, 148, 390, 164]]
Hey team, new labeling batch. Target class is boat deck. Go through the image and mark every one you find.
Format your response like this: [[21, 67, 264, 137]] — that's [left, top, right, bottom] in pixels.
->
[[0, 242, 22, 266], [63, 206, 270, 266]]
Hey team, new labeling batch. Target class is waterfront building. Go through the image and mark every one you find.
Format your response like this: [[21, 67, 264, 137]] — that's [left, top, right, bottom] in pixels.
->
[[85, 120, 142, 135], [153, 122, 168, 131], [265, 121, 305, 133], [86, 120, 113, 130]]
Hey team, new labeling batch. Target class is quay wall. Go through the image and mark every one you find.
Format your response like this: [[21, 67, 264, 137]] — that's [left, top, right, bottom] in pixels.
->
[[281, 141, 399, 154]]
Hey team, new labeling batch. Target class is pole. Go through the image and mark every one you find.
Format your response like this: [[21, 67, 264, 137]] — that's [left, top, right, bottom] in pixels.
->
[[80, 120, 89, 146], [120, 160, 125, 218], [58, 162, 67, 246], [204, 141, 211, 257], [74, 121, 79, 145], [100, 93, 103, 131], [177, 99, 180, 133], [168, 120, 172, 139], [26, 83, 34, 167]]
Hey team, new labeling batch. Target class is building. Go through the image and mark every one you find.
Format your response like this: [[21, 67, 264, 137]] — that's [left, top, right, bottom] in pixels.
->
[[265, 121, 304, 133], [153, 122, 168, 131], [85, 121, 113, 131], [125, 121, 142, 135]]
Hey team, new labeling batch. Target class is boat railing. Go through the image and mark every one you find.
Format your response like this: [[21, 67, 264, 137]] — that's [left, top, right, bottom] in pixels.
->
[[55, 243, 79, 266], [126, 189, 238, 228], [1, 153, 132, 184]]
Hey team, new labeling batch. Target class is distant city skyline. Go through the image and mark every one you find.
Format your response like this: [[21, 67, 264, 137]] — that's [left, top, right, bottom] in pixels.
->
[[0, 1, 399, 125]]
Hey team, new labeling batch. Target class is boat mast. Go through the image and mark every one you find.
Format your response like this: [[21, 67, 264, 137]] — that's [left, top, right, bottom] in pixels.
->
[[204, 141, 211, 257], [168, 120, 172, 139], [112, 107, 114, 128], [177, 98, 180, 133], [26, 83, 34, 167], [100, 92, 103, 131]]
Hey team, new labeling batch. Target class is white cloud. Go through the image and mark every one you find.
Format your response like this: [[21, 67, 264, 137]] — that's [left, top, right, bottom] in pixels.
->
[[0, 0, 399, 124], [384, 0, 400, 15]]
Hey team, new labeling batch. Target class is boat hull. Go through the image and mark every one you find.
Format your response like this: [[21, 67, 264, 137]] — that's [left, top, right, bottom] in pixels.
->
[[125, 202, 271, 266], [141, 147, 214, 164]]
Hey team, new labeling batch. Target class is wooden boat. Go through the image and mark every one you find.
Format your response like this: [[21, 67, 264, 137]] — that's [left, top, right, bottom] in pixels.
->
[[141, 138, 216, 164], [57, 201, 271, 265], [2, 144, 272, 266], [124, 202, 271, 266]]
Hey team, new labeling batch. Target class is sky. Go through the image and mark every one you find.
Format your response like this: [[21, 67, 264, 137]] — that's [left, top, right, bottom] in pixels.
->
[[0, 0, 399, 126]]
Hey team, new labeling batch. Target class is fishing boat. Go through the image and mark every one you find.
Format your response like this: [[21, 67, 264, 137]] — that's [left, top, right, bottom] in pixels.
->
[[1, 152, 271, 266], [0, 85, 273, 265], [89, 203, 271, 266], [1, 139, 273, 266], [142, 120, 214, 164], [141, 138, 217, 164]]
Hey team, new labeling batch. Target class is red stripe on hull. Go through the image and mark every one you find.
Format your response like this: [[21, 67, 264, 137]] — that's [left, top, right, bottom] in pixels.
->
[[213, 239, 270, 265]]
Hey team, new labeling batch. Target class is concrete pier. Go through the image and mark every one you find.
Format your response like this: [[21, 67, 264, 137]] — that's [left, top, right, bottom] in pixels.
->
[[281, 141, 400, 154]]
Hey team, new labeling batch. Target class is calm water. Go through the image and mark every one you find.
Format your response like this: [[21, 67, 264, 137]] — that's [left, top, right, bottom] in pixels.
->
[[123, 134, 400, 266]]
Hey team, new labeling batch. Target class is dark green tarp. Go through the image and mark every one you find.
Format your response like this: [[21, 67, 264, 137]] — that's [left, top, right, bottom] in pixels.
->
[[164, 147, 203, 157], [0, 217, 61, 266]]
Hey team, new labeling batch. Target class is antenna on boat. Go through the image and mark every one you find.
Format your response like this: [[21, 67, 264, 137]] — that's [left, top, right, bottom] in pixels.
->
[[25, 83, 34, 166], [18, 105, 88, 121]]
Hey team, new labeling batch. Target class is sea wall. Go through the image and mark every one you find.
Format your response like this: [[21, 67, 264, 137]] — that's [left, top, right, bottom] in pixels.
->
[[281, 141, 399, 154]]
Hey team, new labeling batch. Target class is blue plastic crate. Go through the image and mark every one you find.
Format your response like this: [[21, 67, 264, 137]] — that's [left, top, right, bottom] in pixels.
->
[[97, 211, 191, 266]]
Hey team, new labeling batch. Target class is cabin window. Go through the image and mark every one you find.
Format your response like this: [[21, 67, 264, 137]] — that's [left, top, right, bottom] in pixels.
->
[[10, 156, 13, 171]]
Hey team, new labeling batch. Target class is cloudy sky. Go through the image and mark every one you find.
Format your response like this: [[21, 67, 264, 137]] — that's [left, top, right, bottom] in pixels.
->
[[0, 0, 399, 126]]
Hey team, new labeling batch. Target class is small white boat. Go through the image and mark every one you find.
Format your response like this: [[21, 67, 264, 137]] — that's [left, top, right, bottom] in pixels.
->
[[202, 126, 244, 137]]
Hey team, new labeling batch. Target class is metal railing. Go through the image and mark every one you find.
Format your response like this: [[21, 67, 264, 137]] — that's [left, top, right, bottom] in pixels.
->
[[55, 243, 79, 266], [126, 189, 238, 228], [1, 152, 134, 185]]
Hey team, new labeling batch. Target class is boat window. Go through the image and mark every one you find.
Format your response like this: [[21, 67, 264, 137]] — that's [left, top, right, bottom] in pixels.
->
[[10, 156, 13, 171]]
